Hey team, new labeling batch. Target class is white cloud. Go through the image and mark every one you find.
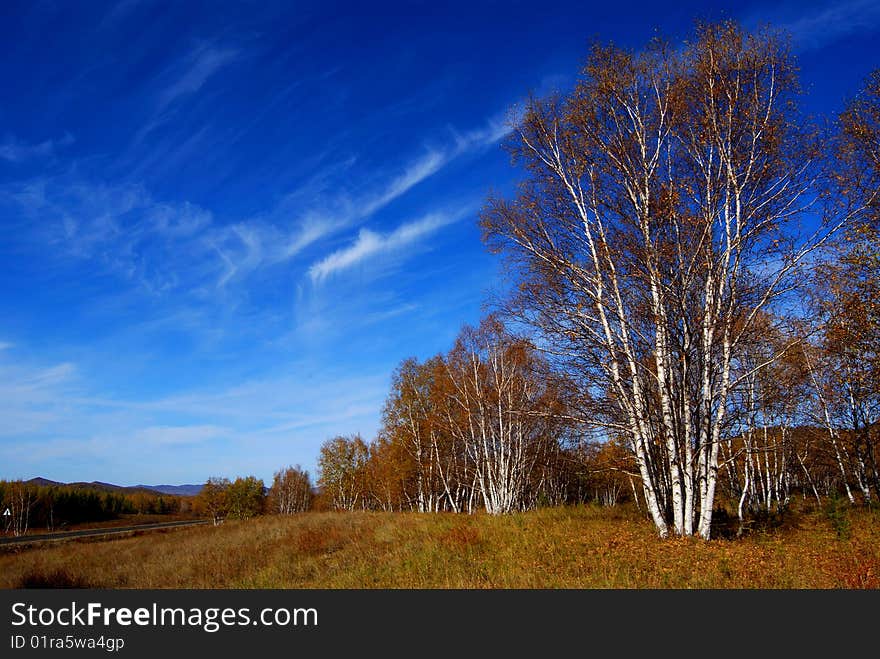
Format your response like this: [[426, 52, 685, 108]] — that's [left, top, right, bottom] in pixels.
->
[[2, 177, 220, 293], [309, 228, 383, 281], [450, 113, 513, 153], [128, 43, 241, 145], [131, 425, 228, 446], [774, 0, 880, 51], [308, 210, 464, 283], [2, 108, 508, 294], [0, 133, 73, 162], [158, 44, 240, 110], [212, 222, 269, 288], [18, 362, 77, 391], [2, 173, 275, 293], [364, 149, 448, 214], [278, 149, 449, 261], [278, 111, 511, 263], [283, 215, 337, 258], [362, 303, 419, 325], [145, 201, 212, 238], [164, 128, 489, 288], [0, 359, 78, 437]]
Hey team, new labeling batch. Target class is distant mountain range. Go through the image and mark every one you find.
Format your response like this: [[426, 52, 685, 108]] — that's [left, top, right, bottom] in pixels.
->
[[135, 484, 203, 496], [26, 477, 203, 497]]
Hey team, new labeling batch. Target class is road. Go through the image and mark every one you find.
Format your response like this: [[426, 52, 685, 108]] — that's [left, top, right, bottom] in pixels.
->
[[0, 519, 209, 547]]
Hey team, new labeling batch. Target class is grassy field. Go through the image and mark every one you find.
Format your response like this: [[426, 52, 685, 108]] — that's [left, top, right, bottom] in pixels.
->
[[1, 504, 878, 588]]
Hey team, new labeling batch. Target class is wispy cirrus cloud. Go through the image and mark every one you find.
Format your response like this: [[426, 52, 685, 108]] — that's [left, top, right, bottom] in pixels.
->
[[157, 43, 241, 111], [278, 149, 448, 261], [134, 372, 387, 430], [130, 424, 229, 446], [0, 133, 73, 162], [165, 111, 507, 288], [760, 0, 880, 52], [1, 109, 506, 295], [280, 113, 510, 262], [363, 150, 448, 214], [182, 110, 511, 287], [448, 113, 512, 153], [211, 221, 274, 288], [308, 209, 467, 283], [129, 42, 242, 146], [1, 176, 216, 293], [0, 358, 79, 437]]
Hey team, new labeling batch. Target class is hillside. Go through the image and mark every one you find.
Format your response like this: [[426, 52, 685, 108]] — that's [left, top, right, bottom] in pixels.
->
[[2, 505, 878, 588], [133, 484, 203, 496], [25, 477, 201, 496]]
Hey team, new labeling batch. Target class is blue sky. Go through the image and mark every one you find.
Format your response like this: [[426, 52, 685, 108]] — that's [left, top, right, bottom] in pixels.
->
[[1, 0, 878, 486]]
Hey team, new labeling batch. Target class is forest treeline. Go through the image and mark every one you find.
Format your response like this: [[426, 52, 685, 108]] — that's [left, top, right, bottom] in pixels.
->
[[0, 469, 316, 536], [0, 480, 185, 535]]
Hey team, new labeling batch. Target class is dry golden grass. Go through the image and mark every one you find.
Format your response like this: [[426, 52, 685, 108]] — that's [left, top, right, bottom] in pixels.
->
[[1, 504, 878, 588]]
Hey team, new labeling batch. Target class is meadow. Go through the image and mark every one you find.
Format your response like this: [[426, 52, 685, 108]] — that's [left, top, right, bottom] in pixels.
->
[[1, 503, 878, 589]]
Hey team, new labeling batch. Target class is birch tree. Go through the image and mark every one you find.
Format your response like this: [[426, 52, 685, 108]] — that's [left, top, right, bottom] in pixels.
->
[[443, 317, 566, 514], [317, 434, 370, 511], [269, 466, 313, 514], [800, 68, 880, 503], [481, 22, 854, 537], [2, 481, 35, 537], [806, 239, 880, 503], [382, 357, 450, 512], [723, 316, 807, 525]]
